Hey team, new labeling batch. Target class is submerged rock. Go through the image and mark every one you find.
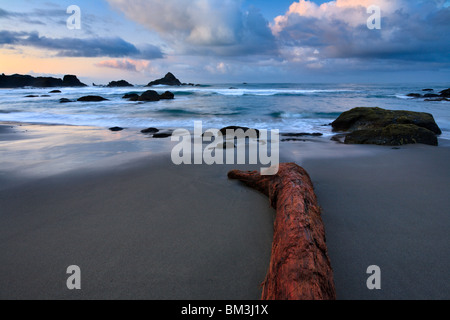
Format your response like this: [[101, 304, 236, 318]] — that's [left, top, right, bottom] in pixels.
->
[[59, 98, 73, 103], [138, 90, 161, 101], [122, 93, 139, 100], [77, 96, 109, 102], [49, 90, 62, 93], [344, 124, 438, 146], [159, 91, 175, 100], [282, 133, 323, 137], [153, 132, 172, 138], [141, 127, 160, 134], [219, 126, 260, 138], [109, 127, 124, 132], [423, 93, 439, 98], [146, 72, 182, 87], [406, 93, 422, 98]]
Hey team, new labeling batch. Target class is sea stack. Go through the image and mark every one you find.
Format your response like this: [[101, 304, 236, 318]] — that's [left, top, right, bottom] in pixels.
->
[[146, 72, 182, 86]]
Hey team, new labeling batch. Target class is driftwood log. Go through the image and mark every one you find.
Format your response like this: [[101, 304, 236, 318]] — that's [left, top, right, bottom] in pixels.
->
[[228, 163, 336, 300]]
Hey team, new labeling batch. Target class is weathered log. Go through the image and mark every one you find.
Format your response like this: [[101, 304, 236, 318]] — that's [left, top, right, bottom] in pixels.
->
[[228, 163, 336, 300]]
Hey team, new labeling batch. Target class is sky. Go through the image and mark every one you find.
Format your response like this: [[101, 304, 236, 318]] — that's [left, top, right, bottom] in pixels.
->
[[0, 0, 449, 84]]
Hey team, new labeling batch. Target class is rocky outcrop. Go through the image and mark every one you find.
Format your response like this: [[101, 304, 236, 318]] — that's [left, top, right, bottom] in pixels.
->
[[0, 73, 86, 88], [137, 90, 161, 102], [107, 80, 133, 87], [331, 107, 441, 135], [331, 107, 441, 146], [228, 163, 336, 300], [146, 72, 182, 87], [77, 96, 109, 102], [126, 90, 175, 102], [440, 88, 450, 98], [62, 75, 87, 87], [405, 88, 450, 100]]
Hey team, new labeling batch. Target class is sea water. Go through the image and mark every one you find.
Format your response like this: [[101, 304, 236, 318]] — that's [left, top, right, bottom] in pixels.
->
[[0, 83, 449, 139]]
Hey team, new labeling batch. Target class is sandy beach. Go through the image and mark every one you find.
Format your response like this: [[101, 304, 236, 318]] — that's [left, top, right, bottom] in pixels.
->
[[0, 122, 449, 300]]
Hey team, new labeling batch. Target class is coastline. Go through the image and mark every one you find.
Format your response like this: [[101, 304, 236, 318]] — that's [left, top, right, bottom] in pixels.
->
[[0, 122, 449, 299]]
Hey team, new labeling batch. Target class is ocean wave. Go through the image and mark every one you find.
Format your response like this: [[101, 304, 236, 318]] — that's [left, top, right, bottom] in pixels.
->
[[155, 108, 242, 116], [268, 111, 342, 119], [169, 88, 355, 97]]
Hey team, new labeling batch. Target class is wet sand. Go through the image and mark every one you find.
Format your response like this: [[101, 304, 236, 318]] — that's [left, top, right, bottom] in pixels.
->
[[0, 123, 449, 299]]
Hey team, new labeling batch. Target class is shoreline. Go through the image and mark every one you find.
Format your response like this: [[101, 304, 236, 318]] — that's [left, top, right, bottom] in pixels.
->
[[0, 122, 449, 299]]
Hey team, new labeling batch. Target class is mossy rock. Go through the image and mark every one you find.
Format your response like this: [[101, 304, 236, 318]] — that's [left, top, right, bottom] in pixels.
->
[[331, 107, 441, 135], [344, 124, 438, 146]]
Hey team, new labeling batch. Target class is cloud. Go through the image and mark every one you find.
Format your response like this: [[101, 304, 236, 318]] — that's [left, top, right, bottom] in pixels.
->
[[95, 59, 153, 72], [271, 0, 450, 65], [0, 7, 64, 26], [107, 0, 276, 56], [0, 30, 163, 59]]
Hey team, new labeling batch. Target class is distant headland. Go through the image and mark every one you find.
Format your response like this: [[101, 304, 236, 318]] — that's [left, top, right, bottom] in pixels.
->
[[0, 72, 200, 88]]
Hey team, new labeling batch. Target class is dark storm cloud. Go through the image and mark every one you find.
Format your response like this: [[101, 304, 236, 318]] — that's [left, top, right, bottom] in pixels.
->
[[0, 30, 163, 59]]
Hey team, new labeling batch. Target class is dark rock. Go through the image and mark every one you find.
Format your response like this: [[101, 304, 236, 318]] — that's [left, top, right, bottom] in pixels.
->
[[138, 90, 160, 101], [62, 75, 87, 87], [422, 89, 434, 92], [49, 90, 62, 93], [59, 98, 73, 103], [331, 134, 346, 143], [122, 93, 139, 100], [107, 80, 133, 87], [153, 132, 172, 138], [423, 93, 439, 98], [344, 124, 438, 146], [141, 127, 160, 134], [159, 91, 175, 100], [25, 95, 39, 98], [109, 127, 124, 132], [40, 95, 50, 97], [425, 97, 450, 102], [406, 93, 422, 98], [440, 88, 450, 97], [146, 72, 182, 87], [0, 74, 56, 88], [219, 126, 260, 138], [282, 132, 323, 137], [281, 139, 307, 142], [331, 107, 441, 135], [77, 96, 109, 102], [229, 87, 238, 90]]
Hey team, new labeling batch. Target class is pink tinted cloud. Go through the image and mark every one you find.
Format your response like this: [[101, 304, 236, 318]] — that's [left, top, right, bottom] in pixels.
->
[[95, 59, 151, 72]]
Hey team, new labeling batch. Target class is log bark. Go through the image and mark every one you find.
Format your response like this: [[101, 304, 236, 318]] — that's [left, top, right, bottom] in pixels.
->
[[228, 163, 336, 300]]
